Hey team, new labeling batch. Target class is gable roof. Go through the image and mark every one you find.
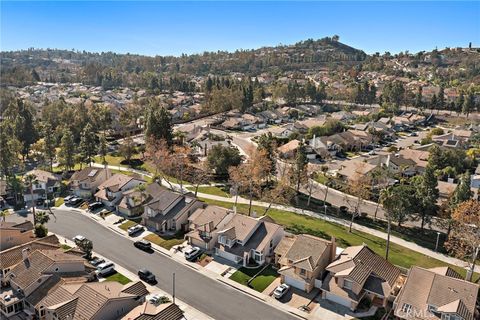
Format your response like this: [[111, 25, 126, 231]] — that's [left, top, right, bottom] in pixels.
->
[[327, 245, 401, 288], [188, 205, 230, 231], [25, 170, 61, 184], [279, 234, 332, 272], [0, 235, 60, 270], [70, 167, 109, 182], [122, 302, 184, 320], [98, 173, 145, 193], [277, 139, 300, 154], [394, 266, 479, 320]]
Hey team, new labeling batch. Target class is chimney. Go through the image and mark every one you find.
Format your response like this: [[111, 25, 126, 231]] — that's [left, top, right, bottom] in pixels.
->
[[330, 236, 337, 262], [22, 248, 30, 262]]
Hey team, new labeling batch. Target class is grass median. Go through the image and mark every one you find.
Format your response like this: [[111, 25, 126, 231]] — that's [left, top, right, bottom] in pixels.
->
[[200, 198, 478, 280]]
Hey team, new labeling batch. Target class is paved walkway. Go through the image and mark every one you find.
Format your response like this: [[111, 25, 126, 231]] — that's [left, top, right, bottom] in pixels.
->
[[89, 163, 480, 273]]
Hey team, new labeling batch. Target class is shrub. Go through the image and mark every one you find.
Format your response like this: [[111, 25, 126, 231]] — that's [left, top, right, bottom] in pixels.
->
[[34, 224, 48, 237], [430, 127, 444, 136]]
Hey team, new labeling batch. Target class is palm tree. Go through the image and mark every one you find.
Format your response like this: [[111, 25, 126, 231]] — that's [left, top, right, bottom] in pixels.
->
[[24, 174, 38, 225], [36, 211, 51, 225], [0, 209, 9, 222], [379, 186, 394, 261]]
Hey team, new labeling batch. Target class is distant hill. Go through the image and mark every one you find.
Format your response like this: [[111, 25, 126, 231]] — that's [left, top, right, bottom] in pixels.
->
[[0, 37, 366, 87]]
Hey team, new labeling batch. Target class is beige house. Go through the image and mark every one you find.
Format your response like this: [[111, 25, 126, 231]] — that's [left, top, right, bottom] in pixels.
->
[[23, 170, 62, 203], [394, 266, 479, 320], [94, 173, 145, 208], [274, 234, 335, 293], [70, 167, 111, 199], [215, 215, 284, 267], [122, 302, 185, 320], [0, 221, 34, 251], [185, 205, 235, 251], [321, 245, 404, 311]]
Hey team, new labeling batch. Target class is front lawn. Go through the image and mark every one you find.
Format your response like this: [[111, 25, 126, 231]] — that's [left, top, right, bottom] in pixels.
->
[[119, 220, 138, 231], [143, 232, 185, 250], [230, 265, 278, 292], [54, 197, 64, 207], [201, 198, 477, 279], [105, 272, 131, 285]]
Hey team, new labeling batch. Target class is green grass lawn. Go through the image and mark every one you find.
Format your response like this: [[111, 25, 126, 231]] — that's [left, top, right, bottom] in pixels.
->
[[119, 220, 138, 231], [201, 198, 477, 279], [54, 197, 64, 207], [143, 233, 185, 250], [60, 244, 72, 251], [93, 154, 142, 167], [105, 272, 131, 285], [230, 265, 278, 292], [187, 185, 232, 198], [313, 173, 329, 185]]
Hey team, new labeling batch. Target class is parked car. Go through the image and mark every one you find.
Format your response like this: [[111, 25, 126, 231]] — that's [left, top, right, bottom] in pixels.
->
[[64, 195, 75, 203], [127, 224, 144, 236], [88, 202, 103, 211], [36, 198, 45, 206], [95, 262, 115, 276], [184, 246, 202, 261], [138, 268, 156, 283], [339, 206, 348, 213], [89, 257, 105, 266], [73, 235, 86, 244], [409, 132, 418, 137], [69, 197, 83, 206], [134, 240, 152, 251], [273, 284, 290, 299]]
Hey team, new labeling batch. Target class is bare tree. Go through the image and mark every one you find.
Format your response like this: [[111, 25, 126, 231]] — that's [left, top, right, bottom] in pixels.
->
[[344, 172, 371, 232]]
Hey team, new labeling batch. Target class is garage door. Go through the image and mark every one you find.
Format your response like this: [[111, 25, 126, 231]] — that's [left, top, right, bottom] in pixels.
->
[[325, 292, 351, 308], [284, 276, 306, 291]]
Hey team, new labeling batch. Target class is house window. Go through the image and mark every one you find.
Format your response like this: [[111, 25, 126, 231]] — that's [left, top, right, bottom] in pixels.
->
[[343, 279, 353, 290], [428, 305, 437, 313], [299, 269, 306, 276], [401, 303, 412, 314], [39, 306, 45, 317]]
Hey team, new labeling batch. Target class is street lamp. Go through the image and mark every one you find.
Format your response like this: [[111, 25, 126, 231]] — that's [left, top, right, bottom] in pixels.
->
[[435, 232, 441, 252]]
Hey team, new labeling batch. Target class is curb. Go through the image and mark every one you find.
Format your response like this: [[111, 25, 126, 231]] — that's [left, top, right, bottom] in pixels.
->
[[216, 278, 266, 302]]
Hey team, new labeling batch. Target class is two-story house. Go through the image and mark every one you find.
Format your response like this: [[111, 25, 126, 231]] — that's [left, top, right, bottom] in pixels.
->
[[0, 249, 93, 319], [274, 234, 335, 293], [321, 245, 404, 311], [94, 173, 145, 208], [142, 185, 204, 234], [394, 266, 479, 320], [0, 221, 34, 251], [23, 170, 62, 203], [215, 215, 284, 267], [69, 167, 112, 199], [185, 205, 235, 251]]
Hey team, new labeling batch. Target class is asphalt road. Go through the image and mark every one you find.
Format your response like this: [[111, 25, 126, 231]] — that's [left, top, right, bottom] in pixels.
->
[[41, 210, 297, 320]]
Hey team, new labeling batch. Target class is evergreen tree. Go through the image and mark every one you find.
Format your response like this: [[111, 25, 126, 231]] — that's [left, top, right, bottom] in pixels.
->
[[463, 92, 474, 118], [455, 92, 465, 114], [43, 123, 56, 172], [79, 123, 96, 166], [430, 94, 438, 111], [145, 105, 173, 146], [98, 134, 108, 165], [451, 171, 473, 206], [58, 129, 75, 171], [415, 86, 424, 109], [414, 164, 439, 230], [438, 86, 445, 110]]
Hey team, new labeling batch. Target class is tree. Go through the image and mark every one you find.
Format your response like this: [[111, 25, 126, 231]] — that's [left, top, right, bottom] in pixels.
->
[[345, 173, 371, 232], [145, 105, 173, 146], [98, 134, 108, 165], [36, 211, 51, 225], [80, 123, 96, 166], [24, 173, 38, 225], [413, 165, 439, 230], [462, 92, 474, 118], [0, 122, 22, 177], [438, 85, 445, 112], [58, 129, 75, 171], [34, 224, 48, 238], [451, 171, 473, 206], [380, 184, 416, 227], [77, 238, 94, 260], [445, 200, 480, 281], [414, 86, 424, 109], [0, 209, 8, 222], [43, 123, 56, 172], [206, 145, 242, 179], [119, 136, 136, 166], [291, 142, 308, 205]]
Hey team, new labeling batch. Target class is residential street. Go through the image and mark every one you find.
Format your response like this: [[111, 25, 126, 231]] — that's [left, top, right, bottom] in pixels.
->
[[21, 209, 297, 320]]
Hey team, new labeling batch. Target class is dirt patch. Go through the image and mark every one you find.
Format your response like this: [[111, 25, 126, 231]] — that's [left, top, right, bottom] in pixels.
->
[[197, 255, 213, 267]]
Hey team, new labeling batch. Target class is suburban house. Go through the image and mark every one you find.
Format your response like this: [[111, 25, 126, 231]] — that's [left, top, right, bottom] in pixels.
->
[[1, 249, 95, 319], [274, 234, 335, 293], [398, 148, 430, 172], [94, 173, 145, 208], [0, 221, 34, 251], [23, 170, 62, 203], [185, 205, 235, 251], [38, 281, 148, 320], [142, 185, 204, 234], [122, 302, 185, 320], [385, 154, 418, 176], [116, 183, 169, 217], [394, 266, 479, 320], [432, 130, 472, 149], [0, 235, 59, 279], [337, 160, 378, 182], [215, 214, 284, 267], [277, 139, 301, 159], [69, 167, 112, 199], [321, 245, 404, 311]]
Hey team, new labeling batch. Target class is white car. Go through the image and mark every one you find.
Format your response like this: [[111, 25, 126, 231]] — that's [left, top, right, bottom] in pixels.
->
[[64, 195, 75, 203], [95, 261, 115, 276], [184, 246, 201, 261], [148, 294, 162, 304], [127, 224, 144, 236], [73, 235, 86, 244], [273, 284, 290, 299]]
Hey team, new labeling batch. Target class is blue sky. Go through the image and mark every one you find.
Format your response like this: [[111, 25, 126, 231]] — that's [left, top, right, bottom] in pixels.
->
[[1, 1, 479, 56]]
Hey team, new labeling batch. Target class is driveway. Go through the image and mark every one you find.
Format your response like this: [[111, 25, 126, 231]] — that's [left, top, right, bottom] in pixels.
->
[[13, 209, 296, 320], [277, 287, 320, 311]]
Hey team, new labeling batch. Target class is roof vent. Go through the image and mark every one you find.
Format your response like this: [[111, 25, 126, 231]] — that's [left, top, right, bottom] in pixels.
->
[[4, 295, 11, 301]]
